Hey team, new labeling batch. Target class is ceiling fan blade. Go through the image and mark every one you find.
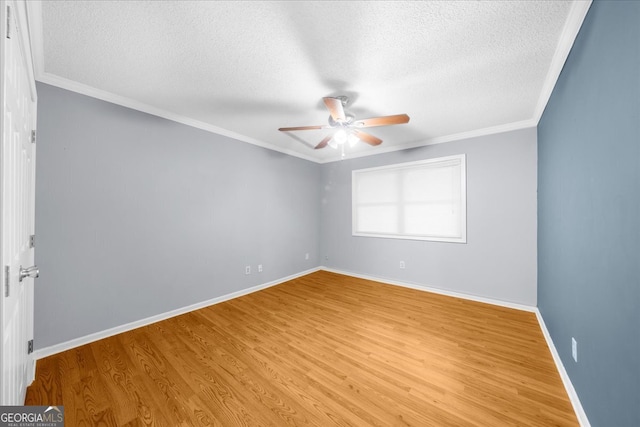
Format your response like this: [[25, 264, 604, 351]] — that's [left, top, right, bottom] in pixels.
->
[[278, 125, 327, 131], [323, 97, 346, 122], [315, 135, 332, 149], [353, 114, 410, 128], [353, 129, 382, 146]]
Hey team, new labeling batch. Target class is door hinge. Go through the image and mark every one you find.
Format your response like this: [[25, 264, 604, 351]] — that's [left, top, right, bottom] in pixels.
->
[[4, 266, 9, 297], [28, 340, 34, 354], [31, 130, 36, 144], [6, 5, 11, 39], [29, 234, 35, 248]]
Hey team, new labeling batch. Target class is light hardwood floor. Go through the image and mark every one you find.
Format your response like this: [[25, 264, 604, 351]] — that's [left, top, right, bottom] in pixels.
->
[[26, 271, 578, 426]]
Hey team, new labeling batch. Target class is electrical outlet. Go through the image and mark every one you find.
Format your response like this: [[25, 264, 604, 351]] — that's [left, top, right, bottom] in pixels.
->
[[572, 337, 578, 362], [399, 261, 405, 269], [305, 253, 309, 260], [245, 265, 251, 275], [258, 264, 263, 273]]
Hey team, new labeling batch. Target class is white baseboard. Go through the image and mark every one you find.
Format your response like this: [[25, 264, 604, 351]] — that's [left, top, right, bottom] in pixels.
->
[[535, 310, 591, 427], [33, 267, 321, 360], [320, 267, 537, 312], [33, 266, 590, 427], [28, 356, 36, 385], [321, 267, 590, 427]]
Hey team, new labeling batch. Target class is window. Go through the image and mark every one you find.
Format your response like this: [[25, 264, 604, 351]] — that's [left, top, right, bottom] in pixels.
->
[[352, 154, 466, 243]]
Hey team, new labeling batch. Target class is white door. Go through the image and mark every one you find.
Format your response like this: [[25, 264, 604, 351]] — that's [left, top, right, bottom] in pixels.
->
[[0, 0, 37, 405]]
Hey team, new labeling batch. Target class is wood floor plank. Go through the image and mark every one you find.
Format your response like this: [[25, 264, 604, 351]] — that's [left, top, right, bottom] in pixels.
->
[[26, 271, 578, 426]]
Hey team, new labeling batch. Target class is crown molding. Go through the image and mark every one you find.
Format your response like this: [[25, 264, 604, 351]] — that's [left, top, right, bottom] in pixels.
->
[[533, 0, 592, 123], [26, 0, 592, 165], [317, 119, 538, 163], [36, 73, 320, 163], [36, 70, 539, 165], [27, 2, 318, 163]]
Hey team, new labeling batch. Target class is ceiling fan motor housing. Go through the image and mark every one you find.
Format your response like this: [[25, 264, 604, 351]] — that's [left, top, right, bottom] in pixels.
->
[[328, 113, 355, 127]]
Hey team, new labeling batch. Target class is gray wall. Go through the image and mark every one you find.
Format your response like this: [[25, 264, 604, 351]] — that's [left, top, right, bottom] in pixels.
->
[[320, 128, 538, 306], [35, 83, 320, 349], [537, 2, 640, 426]]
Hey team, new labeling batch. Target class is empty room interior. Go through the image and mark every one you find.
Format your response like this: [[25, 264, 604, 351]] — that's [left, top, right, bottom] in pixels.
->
[[1, 1, 638, 426]]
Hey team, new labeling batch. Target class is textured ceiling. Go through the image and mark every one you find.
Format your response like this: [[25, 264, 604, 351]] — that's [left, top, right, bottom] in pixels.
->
[[29, 1, 590, 162]]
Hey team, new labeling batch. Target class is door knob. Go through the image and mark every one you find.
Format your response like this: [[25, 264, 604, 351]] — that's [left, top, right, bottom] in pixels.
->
[[19, 265, 39, 282]]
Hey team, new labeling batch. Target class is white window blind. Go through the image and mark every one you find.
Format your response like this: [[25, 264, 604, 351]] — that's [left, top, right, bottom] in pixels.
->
[[352, 154, 466, 243]]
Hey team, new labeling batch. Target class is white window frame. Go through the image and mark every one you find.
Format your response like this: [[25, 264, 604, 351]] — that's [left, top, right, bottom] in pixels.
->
[[352, 154, 467, 243]]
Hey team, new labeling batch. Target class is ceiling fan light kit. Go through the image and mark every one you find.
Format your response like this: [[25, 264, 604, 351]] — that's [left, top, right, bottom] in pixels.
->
[[278, 96, 410, 153]]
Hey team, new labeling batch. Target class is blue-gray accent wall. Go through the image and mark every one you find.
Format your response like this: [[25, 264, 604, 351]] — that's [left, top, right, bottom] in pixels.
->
[[35, 83, 320, 349], [537, 1, 640, 426]]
